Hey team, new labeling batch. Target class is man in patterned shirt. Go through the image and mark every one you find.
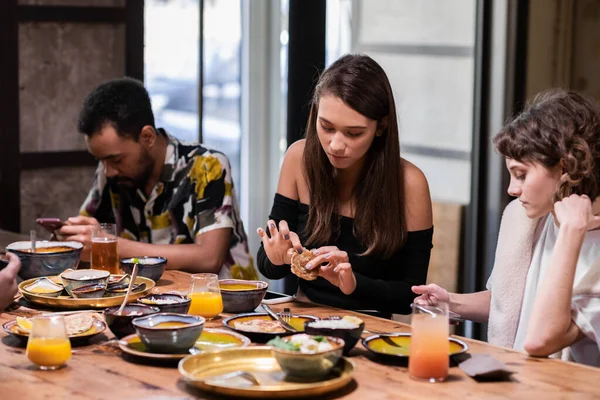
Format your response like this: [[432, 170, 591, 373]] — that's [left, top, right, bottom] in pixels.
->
[[58, 78, 258, 279]]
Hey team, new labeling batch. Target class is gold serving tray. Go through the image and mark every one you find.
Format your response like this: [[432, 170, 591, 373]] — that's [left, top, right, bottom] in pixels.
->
[[179, 346, 355, 398], [18, 276, 155, 309]]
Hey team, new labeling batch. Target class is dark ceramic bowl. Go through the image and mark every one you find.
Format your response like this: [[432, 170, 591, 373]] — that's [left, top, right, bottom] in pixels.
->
[[271, 335, 345, 379], [71, 283, 106, 299], [136, 293, 191, 314], [104, 304, 160, 339], [218, 279, 268, 313], [120, 257, 167, 282], [60, 269, 110, 297], [6, 241, 83, 281], [132, 313, 205, 354], [304, 319, 365, 355]]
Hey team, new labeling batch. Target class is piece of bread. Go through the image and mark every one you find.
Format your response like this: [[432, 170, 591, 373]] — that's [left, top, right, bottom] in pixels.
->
[[290, 249, 319, 280]]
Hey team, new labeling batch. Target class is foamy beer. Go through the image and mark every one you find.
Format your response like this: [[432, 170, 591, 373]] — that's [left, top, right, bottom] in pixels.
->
[[91, 223, 119, 274]]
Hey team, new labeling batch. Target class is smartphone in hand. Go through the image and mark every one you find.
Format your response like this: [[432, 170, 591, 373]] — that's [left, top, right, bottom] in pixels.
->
[[36, 218, 65, 233]]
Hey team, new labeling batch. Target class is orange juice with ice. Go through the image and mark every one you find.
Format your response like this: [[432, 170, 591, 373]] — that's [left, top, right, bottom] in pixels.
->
[[409, 313, 449, 380], [189, 292, 223, 319], [26, 337, 71, 368]]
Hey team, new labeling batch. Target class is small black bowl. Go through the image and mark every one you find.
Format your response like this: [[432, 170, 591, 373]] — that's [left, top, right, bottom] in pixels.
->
[[120, 256, 167, 282], [304, 319, 365, 355], [104, 304, 160, 339], [136, 293, 191, 314]]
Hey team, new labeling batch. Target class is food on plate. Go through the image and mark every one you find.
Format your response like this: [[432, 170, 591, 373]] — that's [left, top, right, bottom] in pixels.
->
[[233, 319, 286, 333], [23, 277, 63, 295], [307, 315, 363, 330], [268, 334, 334, 353], [290, 249, 319, 280], [151, 321, 190, 328], [15, 313, 96, 336], [139, 297, 180, 305]]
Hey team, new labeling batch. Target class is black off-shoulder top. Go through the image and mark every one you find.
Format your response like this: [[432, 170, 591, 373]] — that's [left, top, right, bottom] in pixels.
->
[[257, 193, 433, 315]]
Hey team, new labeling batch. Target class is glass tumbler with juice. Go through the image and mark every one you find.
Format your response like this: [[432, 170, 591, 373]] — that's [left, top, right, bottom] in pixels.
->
[[26, 316, 71, 370], [91, 223, 119, 274], [188, 273, 223, 320]]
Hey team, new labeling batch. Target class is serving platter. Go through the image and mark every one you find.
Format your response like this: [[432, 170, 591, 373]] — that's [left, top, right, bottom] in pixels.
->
[[362, 332, 469, 362], [18, 275, 155, 309], [179, 346, 355, 398], [222, 313, 318, 343], [118, 328, 251, 360]]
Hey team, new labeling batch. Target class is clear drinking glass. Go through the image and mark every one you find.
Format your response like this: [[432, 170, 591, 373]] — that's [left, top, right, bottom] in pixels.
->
[[188, 273, 223, 320], [91, 223, 119, 274], [408, 302, 450, 382], [26, 316, 72, 370]]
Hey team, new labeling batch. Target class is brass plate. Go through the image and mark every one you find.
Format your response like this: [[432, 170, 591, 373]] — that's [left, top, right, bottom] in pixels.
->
[[18, 276, 155, 309], [119, 328, 251, 360], [362, 332, 469, 359], [179, 346, 355, 398], [2, 319, 107, 345]]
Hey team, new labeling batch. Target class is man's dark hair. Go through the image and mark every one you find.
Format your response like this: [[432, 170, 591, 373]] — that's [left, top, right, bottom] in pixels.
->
[[78, 77, 156, 139]]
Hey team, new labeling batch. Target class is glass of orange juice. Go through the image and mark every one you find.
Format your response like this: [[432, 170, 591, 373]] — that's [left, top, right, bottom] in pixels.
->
[[91, 223, 120, 274], [188, 273, 223, 320], [26, 316, 71, 370], [408, 302, 449, 382]]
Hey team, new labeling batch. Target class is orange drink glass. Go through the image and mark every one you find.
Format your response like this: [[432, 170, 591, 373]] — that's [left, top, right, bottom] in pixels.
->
[[26, 316, 71, 370], [408, 302, 449, 382], [188, 273, 223, 320], [91, 223, 120, 274]]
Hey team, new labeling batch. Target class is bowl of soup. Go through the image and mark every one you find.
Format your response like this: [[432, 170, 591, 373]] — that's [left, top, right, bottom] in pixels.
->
[[120, 256, 167, 282], [104, 304, 160, 339], [132, 313, 205, 353], [218, 279, 269, 313], [136, 293, 191, 314], [6, 241, 83, 280]]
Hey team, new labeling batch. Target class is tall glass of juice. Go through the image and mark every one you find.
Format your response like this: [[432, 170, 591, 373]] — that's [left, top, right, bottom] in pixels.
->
[[188, 273, 223, 320], [408, 302, 449, 382], [91, 223, 119, 274], [26, 315, 71, 370]]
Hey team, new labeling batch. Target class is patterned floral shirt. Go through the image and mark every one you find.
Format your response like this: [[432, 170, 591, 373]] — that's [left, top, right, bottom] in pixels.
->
[[80, 132, 258, 280]]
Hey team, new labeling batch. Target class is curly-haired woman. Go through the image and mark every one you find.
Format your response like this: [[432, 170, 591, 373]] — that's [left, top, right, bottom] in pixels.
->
[[413, 89, 600, 366]]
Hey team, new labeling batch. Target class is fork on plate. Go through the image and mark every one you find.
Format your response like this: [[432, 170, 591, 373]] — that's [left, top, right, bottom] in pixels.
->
[[280, 307, 292, 323]]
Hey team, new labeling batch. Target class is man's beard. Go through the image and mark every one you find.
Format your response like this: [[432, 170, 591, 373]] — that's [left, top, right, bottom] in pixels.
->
[[109, 152, 154, 191]]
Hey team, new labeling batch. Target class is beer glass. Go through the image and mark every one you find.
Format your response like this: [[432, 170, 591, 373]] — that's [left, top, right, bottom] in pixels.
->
[[91, 223, 119, 274]]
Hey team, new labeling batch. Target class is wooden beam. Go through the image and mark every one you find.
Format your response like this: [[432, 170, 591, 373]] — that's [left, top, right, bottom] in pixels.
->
[[20, 151, 97, 170], [0, 0, 21, 232], [125, 0, 144, 81], [18, 5, 126, 23]]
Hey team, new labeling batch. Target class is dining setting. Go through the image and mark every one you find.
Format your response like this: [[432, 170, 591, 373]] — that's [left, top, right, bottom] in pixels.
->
[[0, 229, 598, 400]]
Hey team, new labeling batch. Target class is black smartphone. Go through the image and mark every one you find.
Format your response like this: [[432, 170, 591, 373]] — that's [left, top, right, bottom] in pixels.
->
[[36, 218, 65, 233]]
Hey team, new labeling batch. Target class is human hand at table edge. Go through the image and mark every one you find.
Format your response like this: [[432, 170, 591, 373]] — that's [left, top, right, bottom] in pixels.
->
[[0, 252, 21, 311], [257, 219, 303, 266], [306, 246, 357, 295]]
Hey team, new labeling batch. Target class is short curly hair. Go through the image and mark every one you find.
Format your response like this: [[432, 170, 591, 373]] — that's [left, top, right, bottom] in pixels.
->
[[78, 77, 155, 140], [494, 88, 600, 201]]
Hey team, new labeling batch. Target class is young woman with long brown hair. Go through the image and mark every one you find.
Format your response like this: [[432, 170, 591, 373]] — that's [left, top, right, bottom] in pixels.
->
[[256, 54, 433, 315], [413, 89, 600, 365]]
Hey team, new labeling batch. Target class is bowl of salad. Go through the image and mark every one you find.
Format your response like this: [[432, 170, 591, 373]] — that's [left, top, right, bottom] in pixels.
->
[[268, 334, 345, 379]]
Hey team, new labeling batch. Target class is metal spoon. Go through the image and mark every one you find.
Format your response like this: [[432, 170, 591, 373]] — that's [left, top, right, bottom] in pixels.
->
[[116, 261, 139, 315], [30, 230, 36, 253]]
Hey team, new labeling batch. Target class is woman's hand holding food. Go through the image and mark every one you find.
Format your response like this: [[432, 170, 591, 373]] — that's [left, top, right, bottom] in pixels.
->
[[306, 246, 357, 295], [257, 219, 303, 266]]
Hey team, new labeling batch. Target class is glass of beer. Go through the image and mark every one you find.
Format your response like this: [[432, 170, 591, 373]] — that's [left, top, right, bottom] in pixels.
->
[[26, 316, 71, 370], [91, 223, 119, 274], [408, 302, 450, 382], [188, 273, 223, 320]]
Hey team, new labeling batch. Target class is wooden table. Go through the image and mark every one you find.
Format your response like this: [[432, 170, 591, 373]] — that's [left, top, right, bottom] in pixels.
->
[[1, 271, 598, 399]]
